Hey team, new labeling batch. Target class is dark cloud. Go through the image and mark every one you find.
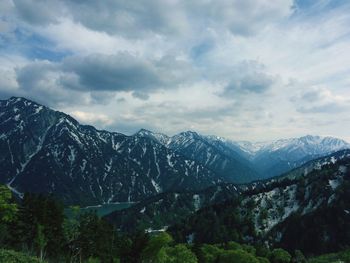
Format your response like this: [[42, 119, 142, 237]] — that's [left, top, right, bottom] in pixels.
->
[[13, 60, 87, 107], [226, 72, 275, 94], [13, 0, 63, 25], [61, 53, 161, 92], [6, 52, 196, 106], [60, 53, 195, 93], [219, 61, 276, 97], [132, 92, 149, 100], [12, 0, 293, 37], [12, 0, 188, 37], [64, 0, 187, 37]]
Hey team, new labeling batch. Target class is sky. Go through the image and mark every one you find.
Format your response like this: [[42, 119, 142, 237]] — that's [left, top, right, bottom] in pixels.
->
[[1, 0, 350, 142]]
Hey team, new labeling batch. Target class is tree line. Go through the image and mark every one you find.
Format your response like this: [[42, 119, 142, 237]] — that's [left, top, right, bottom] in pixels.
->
[[0, 184, 346, 263]]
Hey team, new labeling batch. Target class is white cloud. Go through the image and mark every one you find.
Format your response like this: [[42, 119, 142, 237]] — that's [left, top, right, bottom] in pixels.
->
[[293, 86, 350, 113], [1, 0, 350, 141], [70, 111, 114, 126]]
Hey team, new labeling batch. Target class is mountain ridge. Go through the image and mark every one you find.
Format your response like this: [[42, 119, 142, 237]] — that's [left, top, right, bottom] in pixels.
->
[[0, 97, 253, 205], [1, 96, 349, 206]]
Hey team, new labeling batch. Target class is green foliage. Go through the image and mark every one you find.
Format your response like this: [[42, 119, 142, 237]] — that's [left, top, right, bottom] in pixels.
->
[[35, 224, 47, 261], [4, 185, 350, 263], [255, 243, 271, 258], [226, 241, 242, 250], [257, 256, 271, 263], [198, 244, 222, 263], [0, 249, 43, 263], [77, 211, 119, 262], [141, 232, 173, 262], [270, 248, 292, 263], [0, 185, 18, 245], [242, 244, 257, 255], [87, 257, 101, 263], [13, 194, 65, 259], [169, 197, 256, 244], [292, 250, 307, 263], [63, 205, 81, 260], [217, 249, 259, 263], [165, 244, 198, 263], [0, 185, 18, 223], [198, 242, 271, 263], [308, 249, 350, 263]]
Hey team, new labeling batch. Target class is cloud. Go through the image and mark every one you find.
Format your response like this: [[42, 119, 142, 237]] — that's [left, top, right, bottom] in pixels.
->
[[59, 53, 196, 94], [61, 53, 162, 92], [13, 0, 64, 25], [224, 71, 276, 95], [186, 0, 293, 36], [1, 0, 350, 142], [218, 60, 277, 97], [4, 51, 197, 106], [14, 60, 85, 106], [70, 110, 114, 126], [293, 86, 350, 113], [11, 0, 293, 38]]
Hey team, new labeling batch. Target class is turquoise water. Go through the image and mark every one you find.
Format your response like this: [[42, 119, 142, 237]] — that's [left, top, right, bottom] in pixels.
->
[[65, 202, 135, 217], [82, 202, 135, 216]]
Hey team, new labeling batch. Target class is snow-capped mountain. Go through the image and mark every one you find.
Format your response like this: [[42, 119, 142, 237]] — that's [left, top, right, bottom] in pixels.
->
[[225, 135, 350, 178], [1, 96, 349, 206], [236, 135, 350, 156], [0, 97, 226, 205], [137, 130, 260, 183]]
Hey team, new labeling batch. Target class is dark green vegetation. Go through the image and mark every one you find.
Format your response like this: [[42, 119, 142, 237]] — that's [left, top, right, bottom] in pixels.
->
[[0, 249, 43, 262], [166, 158, 350, 257], [104, 184, 240, 233], [2, 183, 349, 263], [0, 183, 299, 263], [308, 249, 350, 263], [0, 186, 120, 262]]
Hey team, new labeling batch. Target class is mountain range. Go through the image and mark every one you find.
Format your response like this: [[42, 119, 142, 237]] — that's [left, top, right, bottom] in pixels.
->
[[0, 96, 349, 206], [168, 150, 350, 255], [105, 149, 350, 234]]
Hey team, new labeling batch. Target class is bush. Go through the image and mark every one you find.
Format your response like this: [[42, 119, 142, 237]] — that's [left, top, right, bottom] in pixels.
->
[[0, 249, 43, 263], [218, 249, 259, 263], [270, 248, 291, 263], [257, 257, 271, 263], [199, 244, 222, 263]]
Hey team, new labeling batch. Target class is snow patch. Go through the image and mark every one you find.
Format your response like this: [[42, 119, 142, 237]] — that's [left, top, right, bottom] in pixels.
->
[[151, 179, 161, 193]]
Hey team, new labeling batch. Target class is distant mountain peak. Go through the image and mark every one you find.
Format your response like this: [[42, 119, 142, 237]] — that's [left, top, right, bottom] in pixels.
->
[[7, 96, 40, 106], [135, 128, 153, 136], [178, 130, 200, 138]]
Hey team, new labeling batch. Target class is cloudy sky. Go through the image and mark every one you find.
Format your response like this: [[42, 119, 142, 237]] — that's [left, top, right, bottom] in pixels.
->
[[1, 0, 350, 141]]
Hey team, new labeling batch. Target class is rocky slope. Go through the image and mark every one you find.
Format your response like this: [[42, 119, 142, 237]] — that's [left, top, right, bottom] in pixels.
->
[[0, 97, 225, 205], [168, 150, 350, 255]]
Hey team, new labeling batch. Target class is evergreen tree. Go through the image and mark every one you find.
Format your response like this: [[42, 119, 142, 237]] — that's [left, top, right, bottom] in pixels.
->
[[0, 185, 17, 245]]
